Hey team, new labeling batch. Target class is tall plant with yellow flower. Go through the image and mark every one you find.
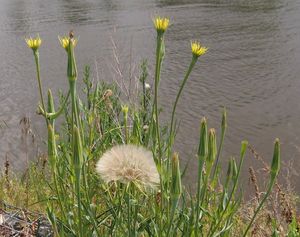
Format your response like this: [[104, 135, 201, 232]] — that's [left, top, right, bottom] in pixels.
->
[[23, 17, 281, 237]]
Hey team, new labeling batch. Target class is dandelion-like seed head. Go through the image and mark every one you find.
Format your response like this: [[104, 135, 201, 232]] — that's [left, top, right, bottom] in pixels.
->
[[25, 36, 42, 51], [96, 144, 160, 189], [153, 17, 169, 33], [58, 36, 77, 51], [191, 41, 208, 58]]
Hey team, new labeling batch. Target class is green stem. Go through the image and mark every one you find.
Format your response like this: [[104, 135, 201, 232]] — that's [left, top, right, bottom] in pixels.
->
[[166, 198, 179, 236], [151, 35, 165, 234], [47, 93, 68, 223], [153, 34, 163, 162], [73, 126, 83, 237], [76, 178, 82, 237], [166, 58, 198, 217], [168, 56, 197, 151], [70, 81, 79, 127], [124, 114, 129, 144], [45, 91, 70, 120], [195, 154, 205, 235], [126, 186, 131, 236], [70, 78, 84, 236], [195, 120, 208, 236], [33, 51, 47, 124]]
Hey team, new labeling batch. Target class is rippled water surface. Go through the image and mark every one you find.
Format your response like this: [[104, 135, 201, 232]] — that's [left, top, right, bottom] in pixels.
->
[[1, 0, 300, 188]]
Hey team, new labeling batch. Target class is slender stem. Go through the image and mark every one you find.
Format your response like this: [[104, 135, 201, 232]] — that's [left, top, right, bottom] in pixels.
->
[[46, 91, 70, 120], [166, 198, 179, 236], [76, 176, 83, 237], [152, 34, 166, 236], [33, 51, 47, 124], [167, 56, 198, 180], [141, 81, 148, 143], [126, 186, 131, 236], [70, 79, 84, 236], [47, 93, 68, 222], [70, 81, 79, 127], [124, 113, 128, 144], [153, 34, 163, 161], [73, 126, 83, 237], [195, 155, 205, 235], [168, 57, 197, 151]]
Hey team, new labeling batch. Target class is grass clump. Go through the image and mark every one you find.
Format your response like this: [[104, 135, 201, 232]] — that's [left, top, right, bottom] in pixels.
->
[[1, 17, 298, 236]]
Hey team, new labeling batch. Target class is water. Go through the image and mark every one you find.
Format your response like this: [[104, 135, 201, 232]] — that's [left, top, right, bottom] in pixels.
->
[[0, 0, 300, 189]]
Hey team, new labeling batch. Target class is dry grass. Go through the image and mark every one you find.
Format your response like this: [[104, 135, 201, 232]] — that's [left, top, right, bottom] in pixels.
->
[[233, 144, 300, 236]]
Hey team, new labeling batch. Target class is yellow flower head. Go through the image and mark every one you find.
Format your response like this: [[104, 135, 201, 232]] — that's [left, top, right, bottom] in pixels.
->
[[58, 36, 77, 51], [191, 41, 208, 57], [25, 36, 42, 51], [153, 17, 169, 33]]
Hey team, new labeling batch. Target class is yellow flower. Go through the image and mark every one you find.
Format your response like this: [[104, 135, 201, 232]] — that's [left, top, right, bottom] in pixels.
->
[[191, 41, 208, 57], [153, 17, 169, 33], [25, 36, 42, 51], [58, 36, 77, 50]]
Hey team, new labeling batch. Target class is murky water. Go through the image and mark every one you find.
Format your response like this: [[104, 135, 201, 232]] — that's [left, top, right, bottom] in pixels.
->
[[1, 0, 300, 189]]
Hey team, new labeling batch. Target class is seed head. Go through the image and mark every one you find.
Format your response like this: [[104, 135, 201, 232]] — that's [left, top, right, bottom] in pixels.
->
[[96, 144, 159, 188]]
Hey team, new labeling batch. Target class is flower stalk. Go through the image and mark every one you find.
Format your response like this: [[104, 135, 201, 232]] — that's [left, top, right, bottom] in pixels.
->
[[122, 105, 129, 143], [25, 36, 47, 124], [168, 41, 207, 160], [61, 31, 85, 235], [33, 51, 47, 123], [152, 17, 169, 163], [73, 125, 84, 237], [168, 55, 197, 155]]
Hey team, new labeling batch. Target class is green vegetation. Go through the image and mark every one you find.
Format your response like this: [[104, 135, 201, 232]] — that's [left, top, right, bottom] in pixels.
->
[[0, 17, 299, 236]]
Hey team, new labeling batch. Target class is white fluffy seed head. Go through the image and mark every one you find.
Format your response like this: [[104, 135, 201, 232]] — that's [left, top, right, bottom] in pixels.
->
[[96, 144, 159, 188]]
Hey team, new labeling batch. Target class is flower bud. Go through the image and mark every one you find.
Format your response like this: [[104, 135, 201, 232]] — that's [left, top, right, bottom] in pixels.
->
[[63, 31, 78, 81], [270, 138, 280, 181], [171, 153, 182, 197], [198, 118, 208, 159]]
